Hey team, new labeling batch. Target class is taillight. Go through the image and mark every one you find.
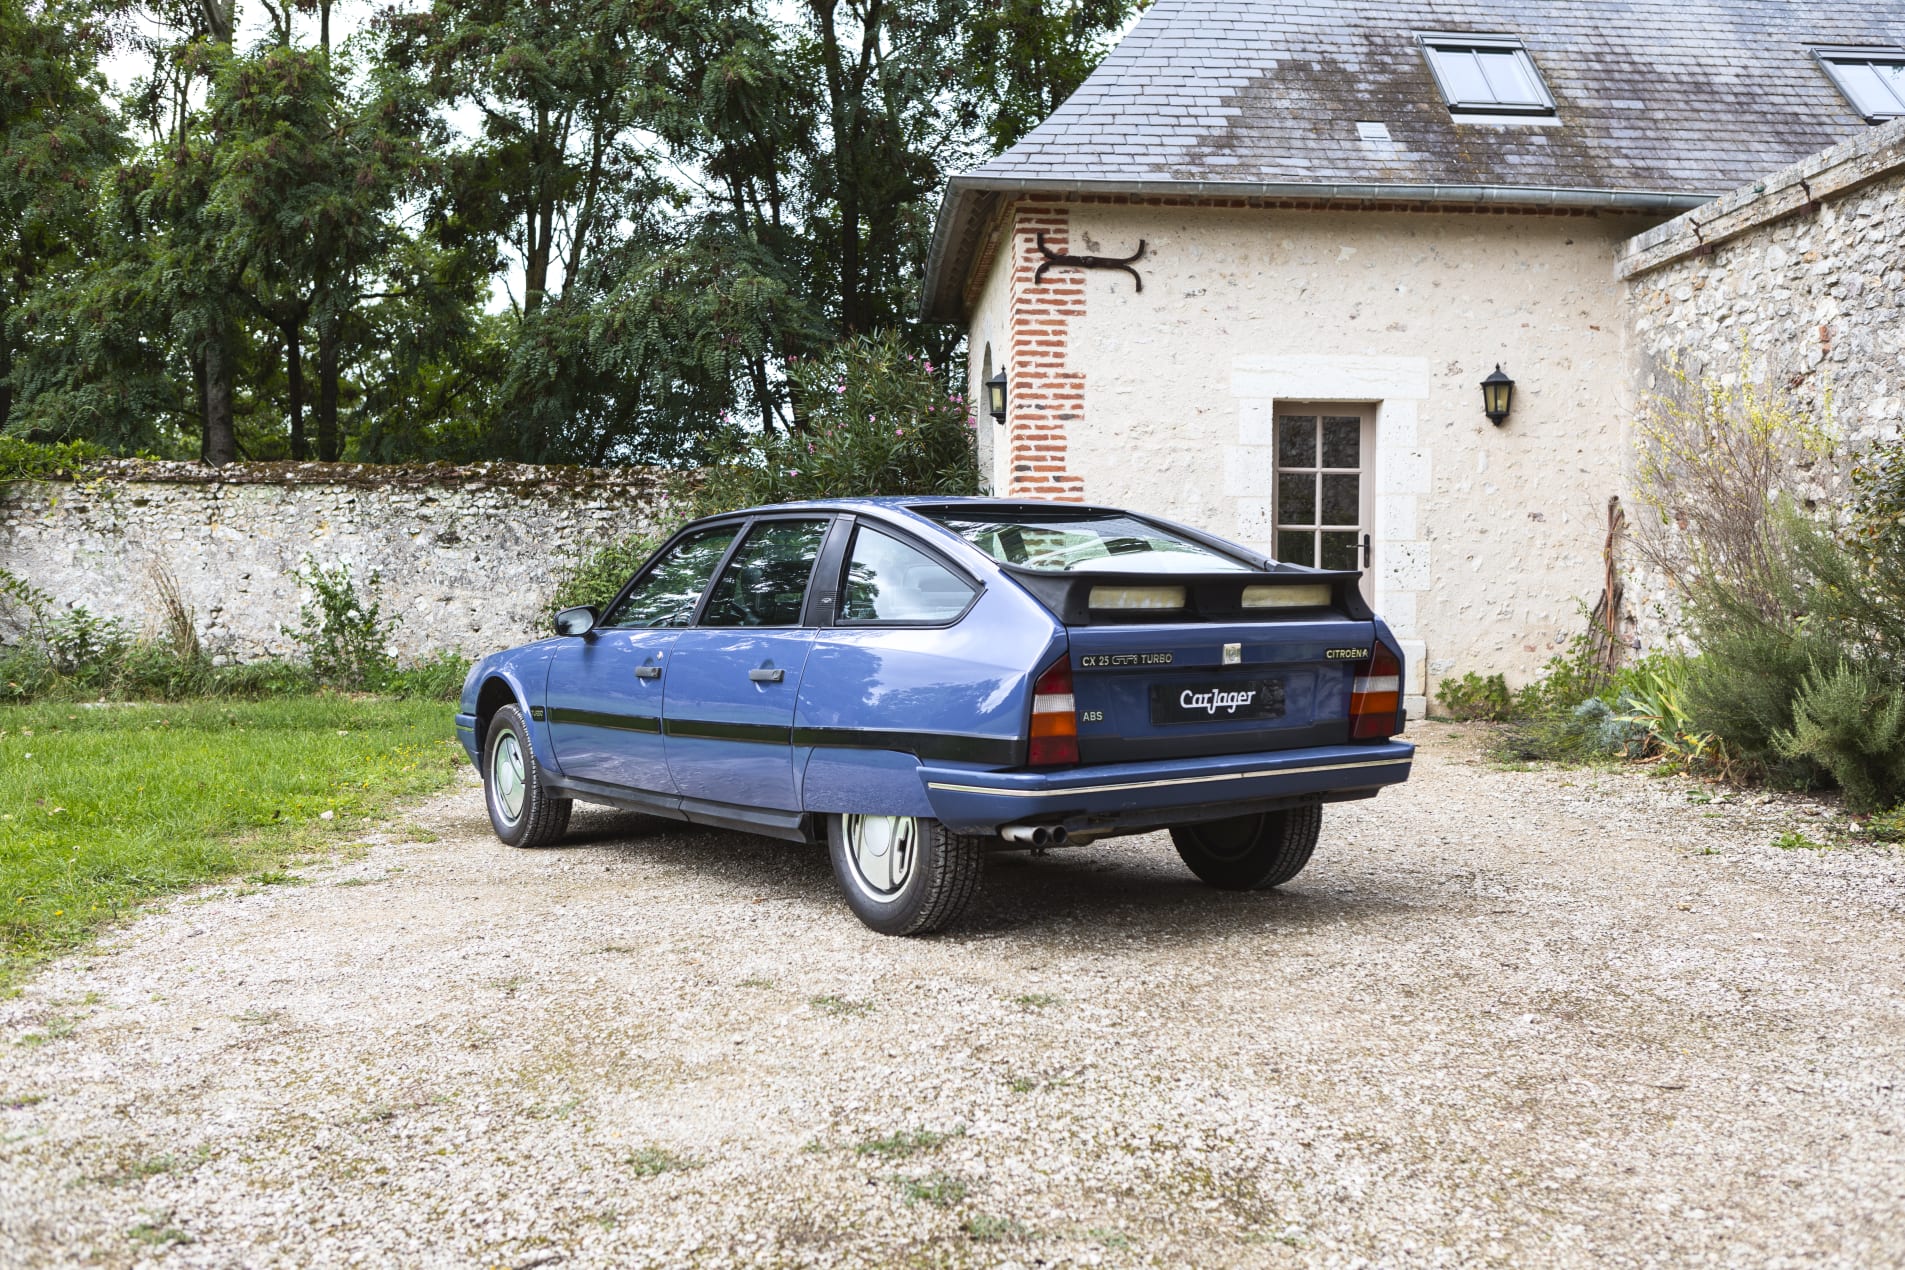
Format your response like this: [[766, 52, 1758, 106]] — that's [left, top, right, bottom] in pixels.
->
[[1028, 655, 1079, 766], [1350, 644, 1403, 740]]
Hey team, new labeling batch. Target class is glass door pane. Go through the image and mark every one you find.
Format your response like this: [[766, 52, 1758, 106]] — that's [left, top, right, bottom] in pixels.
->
[[1273, 405, 1374, 602]]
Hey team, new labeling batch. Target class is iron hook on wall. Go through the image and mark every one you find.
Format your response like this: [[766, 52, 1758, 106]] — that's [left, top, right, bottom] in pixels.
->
[[1034, 232, 1147, 292]]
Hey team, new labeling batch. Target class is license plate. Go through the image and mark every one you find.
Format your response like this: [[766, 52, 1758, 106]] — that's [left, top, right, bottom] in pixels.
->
[[1150, 679, 1285, 725]]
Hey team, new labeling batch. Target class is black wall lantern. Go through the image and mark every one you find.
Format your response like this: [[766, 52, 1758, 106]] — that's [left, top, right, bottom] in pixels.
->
[[1481, 364, 1515, 425], [985, 370, 1008, 424]]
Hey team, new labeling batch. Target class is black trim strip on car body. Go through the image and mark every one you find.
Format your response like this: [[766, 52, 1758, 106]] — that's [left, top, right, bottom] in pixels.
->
[[544, 776, 814, 843], [662, 717, 793, 745], [792, 726, 1021, 766], [545, 706, 662, 734], [555, 707, 1022, 764]]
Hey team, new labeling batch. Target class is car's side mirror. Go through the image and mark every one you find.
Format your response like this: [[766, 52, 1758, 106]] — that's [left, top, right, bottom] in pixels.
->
[[554, 606, 599, 637]]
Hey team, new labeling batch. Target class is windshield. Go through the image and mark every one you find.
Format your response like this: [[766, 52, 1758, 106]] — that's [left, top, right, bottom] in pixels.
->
[[925, 510, 1253, 574]]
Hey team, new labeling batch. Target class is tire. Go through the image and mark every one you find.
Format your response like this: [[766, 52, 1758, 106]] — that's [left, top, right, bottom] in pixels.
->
[[1170, 804, 1321, 890], [828, 814, 984, 935], [482, 704, 572, 848]]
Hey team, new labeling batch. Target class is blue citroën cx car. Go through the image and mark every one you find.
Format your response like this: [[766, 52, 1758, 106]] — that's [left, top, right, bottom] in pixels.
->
[[456, 499, 1414, 935]]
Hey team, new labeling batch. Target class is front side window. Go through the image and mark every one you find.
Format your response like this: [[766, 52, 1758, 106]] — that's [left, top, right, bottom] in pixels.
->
[[840, 526, 977, 624], [1818, 48, 1905, 120], [927, 509, 1252, 574], [1421, 35, 1556, 116], [700, 518, 830, 627], [602, 525, 738, 628]]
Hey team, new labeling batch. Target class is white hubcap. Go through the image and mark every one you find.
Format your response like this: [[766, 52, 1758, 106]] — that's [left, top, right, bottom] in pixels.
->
[[492, 732, 527, 823], [845, 815, 917, 898]]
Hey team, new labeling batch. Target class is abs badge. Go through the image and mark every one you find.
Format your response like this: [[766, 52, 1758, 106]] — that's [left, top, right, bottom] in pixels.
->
[[1325, 647, 1372, 660]]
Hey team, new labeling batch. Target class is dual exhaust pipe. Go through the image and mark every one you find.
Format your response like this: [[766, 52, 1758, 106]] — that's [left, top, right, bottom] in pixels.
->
[[1000, 823, 1069, 847]]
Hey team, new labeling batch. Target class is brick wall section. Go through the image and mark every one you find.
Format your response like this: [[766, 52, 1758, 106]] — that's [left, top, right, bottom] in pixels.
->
[[1004, 204, 1086, 500]]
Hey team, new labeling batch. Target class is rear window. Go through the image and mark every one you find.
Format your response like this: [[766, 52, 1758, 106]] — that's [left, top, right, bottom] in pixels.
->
[[926, 510, 1252, 574]]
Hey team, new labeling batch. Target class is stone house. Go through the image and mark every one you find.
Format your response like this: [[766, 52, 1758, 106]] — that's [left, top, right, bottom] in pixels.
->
[[921, 0, 1905, 715]]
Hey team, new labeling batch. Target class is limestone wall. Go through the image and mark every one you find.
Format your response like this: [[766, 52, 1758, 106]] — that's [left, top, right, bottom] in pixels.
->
[[1618, 117, 1905, 652], [1622, 117, 1905, 451], [0, 461, 668, 664]]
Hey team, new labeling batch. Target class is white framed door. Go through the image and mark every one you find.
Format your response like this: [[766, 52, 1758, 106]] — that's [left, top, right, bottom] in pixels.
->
[[1272, 403, 1376, 602]]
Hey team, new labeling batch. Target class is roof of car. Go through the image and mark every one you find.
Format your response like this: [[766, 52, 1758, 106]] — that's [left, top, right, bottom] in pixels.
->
[[920, 0, 1905, 319]]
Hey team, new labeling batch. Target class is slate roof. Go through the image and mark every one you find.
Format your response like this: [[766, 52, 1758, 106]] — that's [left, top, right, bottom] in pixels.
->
[[922, 0, 1905, 318]]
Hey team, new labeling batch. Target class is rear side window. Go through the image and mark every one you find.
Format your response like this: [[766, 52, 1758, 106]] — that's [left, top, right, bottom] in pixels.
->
[[700, 518, 829, 627], [839, 525, 976, 624], [927, 510, 1251, 574], [602, 525, 738, 628]]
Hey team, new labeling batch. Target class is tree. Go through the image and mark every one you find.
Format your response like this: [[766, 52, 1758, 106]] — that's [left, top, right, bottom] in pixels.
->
[[961, 0, 1139, 152], [0, 0, 126, 435], [205, 43, 429, 459]]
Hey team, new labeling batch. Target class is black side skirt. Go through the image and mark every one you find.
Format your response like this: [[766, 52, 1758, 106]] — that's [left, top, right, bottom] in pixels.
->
[[544, 776, 816, 844]]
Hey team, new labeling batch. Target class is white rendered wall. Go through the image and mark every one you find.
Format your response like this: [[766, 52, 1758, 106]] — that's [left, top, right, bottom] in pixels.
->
[[973, 202, 1660, 712]]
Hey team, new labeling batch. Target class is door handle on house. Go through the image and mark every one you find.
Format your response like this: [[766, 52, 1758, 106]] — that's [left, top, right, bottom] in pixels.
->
[[748, 667, 785, 683], [634, 665, 662, 680], [1362, 533, 1372, 568]]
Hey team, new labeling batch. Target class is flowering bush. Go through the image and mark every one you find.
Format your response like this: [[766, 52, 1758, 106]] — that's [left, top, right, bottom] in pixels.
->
[[688, 330, 977, 516]]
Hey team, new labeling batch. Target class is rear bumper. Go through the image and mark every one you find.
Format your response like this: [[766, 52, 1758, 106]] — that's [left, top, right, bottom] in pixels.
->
[[919, 740, 1414, 837]]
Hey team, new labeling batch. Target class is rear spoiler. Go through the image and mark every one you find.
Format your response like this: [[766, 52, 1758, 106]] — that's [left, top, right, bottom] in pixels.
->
[[1000, 567, 1373, 626]]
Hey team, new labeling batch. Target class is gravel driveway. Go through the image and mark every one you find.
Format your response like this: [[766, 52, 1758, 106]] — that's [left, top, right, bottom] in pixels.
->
[[3, 723, 1902, 1268]]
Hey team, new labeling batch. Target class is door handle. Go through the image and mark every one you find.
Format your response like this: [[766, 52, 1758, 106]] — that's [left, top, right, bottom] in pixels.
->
[[634, 665, 662, 680], [748, 667, 785, 683], [1362, 533, 1372, 568]]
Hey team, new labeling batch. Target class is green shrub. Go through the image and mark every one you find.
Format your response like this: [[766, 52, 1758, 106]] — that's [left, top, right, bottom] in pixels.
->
[[0, 436, 106, 483], [547, 532, 661, 619], [1512, 633, 1611, 720], [284, 559, 397, 692], [1435, 671, 1514, 721], [1864, 805, 1905, 844], [1774, 662, 1905, 812], [687, 329, 977, 518], [384, 650, 473, 701]]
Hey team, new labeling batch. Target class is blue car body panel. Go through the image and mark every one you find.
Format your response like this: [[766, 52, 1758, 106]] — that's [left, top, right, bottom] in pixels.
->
[[455, 497, 1414, 843], [664, 628, 817, 810], [545, 629, 676, 792]]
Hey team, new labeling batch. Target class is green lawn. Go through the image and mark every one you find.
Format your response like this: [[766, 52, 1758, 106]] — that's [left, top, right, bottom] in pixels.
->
[[0, 697, 466, 988]]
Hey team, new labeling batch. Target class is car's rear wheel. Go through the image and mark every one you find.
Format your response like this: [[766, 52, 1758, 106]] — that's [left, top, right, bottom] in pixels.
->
[[828, 814, 984, 935], [1170, 804, 1321, 890], [483, 705, 572, 848]]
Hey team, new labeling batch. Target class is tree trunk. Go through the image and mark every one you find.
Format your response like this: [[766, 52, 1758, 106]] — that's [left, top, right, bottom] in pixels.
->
[[317, 323, 340, 461], [202, 326, 237, 466], [0, 294, 13, 434], [199, 0, 235, 44], [286, 319, 307, 459]]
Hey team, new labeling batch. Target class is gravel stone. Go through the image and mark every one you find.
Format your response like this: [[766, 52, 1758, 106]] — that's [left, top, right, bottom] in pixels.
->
[[2, 723, 1901, 1267]]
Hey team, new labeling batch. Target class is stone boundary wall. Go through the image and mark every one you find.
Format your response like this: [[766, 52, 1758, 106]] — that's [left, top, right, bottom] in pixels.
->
[[1, 461, 669, 664], [1622, 116, 1905, 451]]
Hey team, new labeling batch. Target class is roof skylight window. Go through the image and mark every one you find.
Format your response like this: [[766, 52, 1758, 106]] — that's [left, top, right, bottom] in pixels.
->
[[1816, 47, 1905, 121], [1420, 34, 1556, 118]]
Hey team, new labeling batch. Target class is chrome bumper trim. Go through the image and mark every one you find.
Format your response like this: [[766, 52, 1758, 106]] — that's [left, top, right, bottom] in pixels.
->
[[925, 756, 1407, 799]]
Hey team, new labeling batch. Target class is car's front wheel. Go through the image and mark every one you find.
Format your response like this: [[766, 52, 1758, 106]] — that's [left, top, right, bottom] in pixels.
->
[[483, 705, 572, 848], [828, 814, 984, 935], [1170, 804, 1321, 890]]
